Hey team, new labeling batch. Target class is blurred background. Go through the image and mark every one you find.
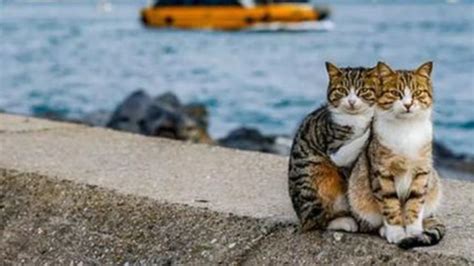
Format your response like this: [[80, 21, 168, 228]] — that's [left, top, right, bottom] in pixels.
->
[[1, 0, 473, 156]]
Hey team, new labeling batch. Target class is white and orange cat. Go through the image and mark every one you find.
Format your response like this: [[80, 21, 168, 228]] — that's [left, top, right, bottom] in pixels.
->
[[348, 61, 445, 249]]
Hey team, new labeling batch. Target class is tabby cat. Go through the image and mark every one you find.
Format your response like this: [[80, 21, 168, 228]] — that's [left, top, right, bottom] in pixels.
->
[[288, 63, 379, 232], [348, 61, 445, 249]]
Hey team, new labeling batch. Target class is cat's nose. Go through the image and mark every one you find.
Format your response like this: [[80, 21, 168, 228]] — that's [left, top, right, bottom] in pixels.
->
[[348, 99, 356, 107], [403, 102, 413, 111]]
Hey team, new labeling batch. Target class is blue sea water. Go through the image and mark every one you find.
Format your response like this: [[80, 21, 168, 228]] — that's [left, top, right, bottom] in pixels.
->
[[1, 1, 473, 155]]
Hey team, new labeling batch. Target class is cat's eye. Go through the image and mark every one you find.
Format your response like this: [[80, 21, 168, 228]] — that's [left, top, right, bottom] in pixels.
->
[[414, 91, 423, 97], [389, 89, 400, 96]]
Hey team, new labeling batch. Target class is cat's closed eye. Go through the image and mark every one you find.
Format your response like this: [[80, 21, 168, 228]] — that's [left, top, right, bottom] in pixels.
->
[[361, 87, 375, 93], [413, 91, 422, 97], [389, 89, 401, 97]]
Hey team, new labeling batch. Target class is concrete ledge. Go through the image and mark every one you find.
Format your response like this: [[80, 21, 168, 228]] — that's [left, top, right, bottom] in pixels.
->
[[1, 114, 473, 264], [0, 113, 81, 133]]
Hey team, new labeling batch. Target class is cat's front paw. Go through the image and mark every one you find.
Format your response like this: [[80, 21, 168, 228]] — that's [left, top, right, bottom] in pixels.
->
[[380, 224, 406, 244], [405, 222, 423, 236], [327, 217, 358, 232]]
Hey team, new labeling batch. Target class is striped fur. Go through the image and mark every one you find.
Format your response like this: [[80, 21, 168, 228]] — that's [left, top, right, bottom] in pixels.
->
[[348, 62, 445, 248], [288, 63, 379, 231]]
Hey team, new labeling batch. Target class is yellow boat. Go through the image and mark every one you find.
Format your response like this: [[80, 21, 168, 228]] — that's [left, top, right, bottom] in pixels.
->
[[140, 0, 330, 31]]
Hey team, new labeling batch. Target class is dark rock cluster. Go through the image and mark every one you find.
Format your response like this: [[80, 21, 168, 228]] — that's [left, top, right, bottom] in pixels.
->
[[104, 90, 212, 144], [82, 90, 290, 154], [217, 127, 291, 155]]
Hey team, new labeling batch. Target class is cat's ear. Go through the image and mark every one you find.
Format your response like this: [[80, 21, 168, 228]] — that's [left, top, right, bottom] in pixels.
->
[[325, 62, 342, 78], [377, 62, 395, 78], [366, 66, 378, 77], [416, 61, 433, 78]]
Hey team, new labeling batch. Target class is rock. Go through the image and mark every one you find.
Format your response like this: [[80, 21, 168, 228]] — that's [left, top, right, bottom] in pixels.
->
[[218, 127, 291, 156], [142, 104, 200, 141], [106, 90, 212, 144], [182, 103, 209, 129], [141, 104, 181, 137], [332, 232, 343, 242], [433, 141, 474, 174], [144, 94, 212, 144], [218, 127, 273, 152], [106, 90, 152, 134], [154, 92, 181, 110], [433, 141, 466, 161]]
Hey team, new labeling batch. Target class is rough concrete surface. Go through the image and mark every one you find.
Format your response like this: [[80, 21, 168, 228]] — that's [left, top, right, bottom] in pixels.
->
[[1, 171, 470, 265], [1, 170, 271, 265], [1, 114, 473, 264]]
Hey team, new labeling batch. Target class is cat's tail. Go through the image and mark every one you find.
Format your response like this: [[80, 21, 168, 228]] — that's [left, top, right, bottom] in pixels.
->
[[398, 217, 446, 249]]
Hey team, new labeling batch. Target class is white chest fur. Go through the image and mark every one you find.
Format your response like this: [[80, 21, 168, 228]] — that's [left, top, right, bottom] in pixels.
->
[[374, 113, 433, 160], [329, 109, 373, 167], [331, 108, 373, 139]]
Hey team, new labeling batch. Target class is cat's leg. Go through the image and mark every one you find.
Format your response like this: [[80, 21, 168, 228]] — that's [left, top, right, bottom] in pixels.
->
[[423, 169, 442, 218], [374, 170, 407, 244], [327, 216, 358, 232], [347, 155, 383, 233], [312, 161, 357, 231], [397, 170, 444, 249], [330, 129, 370, 168], [327, 194, 358, 232], [307, 160, 356, 232], [289, 156, 348, 231], [403, 169, 430, 236], [288, 162, 323, 232], [398, 216, 446, 249]]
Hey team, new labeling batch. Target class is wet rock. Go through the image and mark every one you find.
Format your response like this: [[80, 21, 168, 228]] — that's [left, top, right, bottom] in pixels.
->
[[182, 103, 209, 129], [106, 90, 152, 134], [219, 128, 273, 152], [433, 141, 474, 174], [433, 141, 466, 161], [142, 104, 209, 143], [105, 90, 212, 144], [154, 92, 181, 110], [218, 127, 291, 155]]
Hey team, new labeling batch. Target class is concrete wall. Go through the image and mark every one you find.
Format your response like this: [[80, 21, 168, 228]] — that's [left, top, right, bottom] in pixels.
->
[[1, 114, 473, 264]]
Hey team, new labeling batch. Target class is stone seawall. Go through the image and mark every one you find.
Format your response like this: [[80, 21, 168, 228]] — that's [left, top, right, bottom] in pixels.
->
[[1, 114, 473, 264]]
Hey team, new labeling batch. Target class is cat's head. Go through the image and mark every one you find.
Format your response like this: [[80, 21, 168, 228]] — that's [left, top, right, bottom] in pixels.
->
[[326, 62, 379, 115], [376, 61, 433, 120]]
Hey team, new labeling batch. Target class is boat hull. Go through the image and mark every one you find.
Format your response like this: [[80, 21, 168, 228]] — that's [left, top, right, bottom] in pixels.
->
[[140, 4, 328, 30]]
